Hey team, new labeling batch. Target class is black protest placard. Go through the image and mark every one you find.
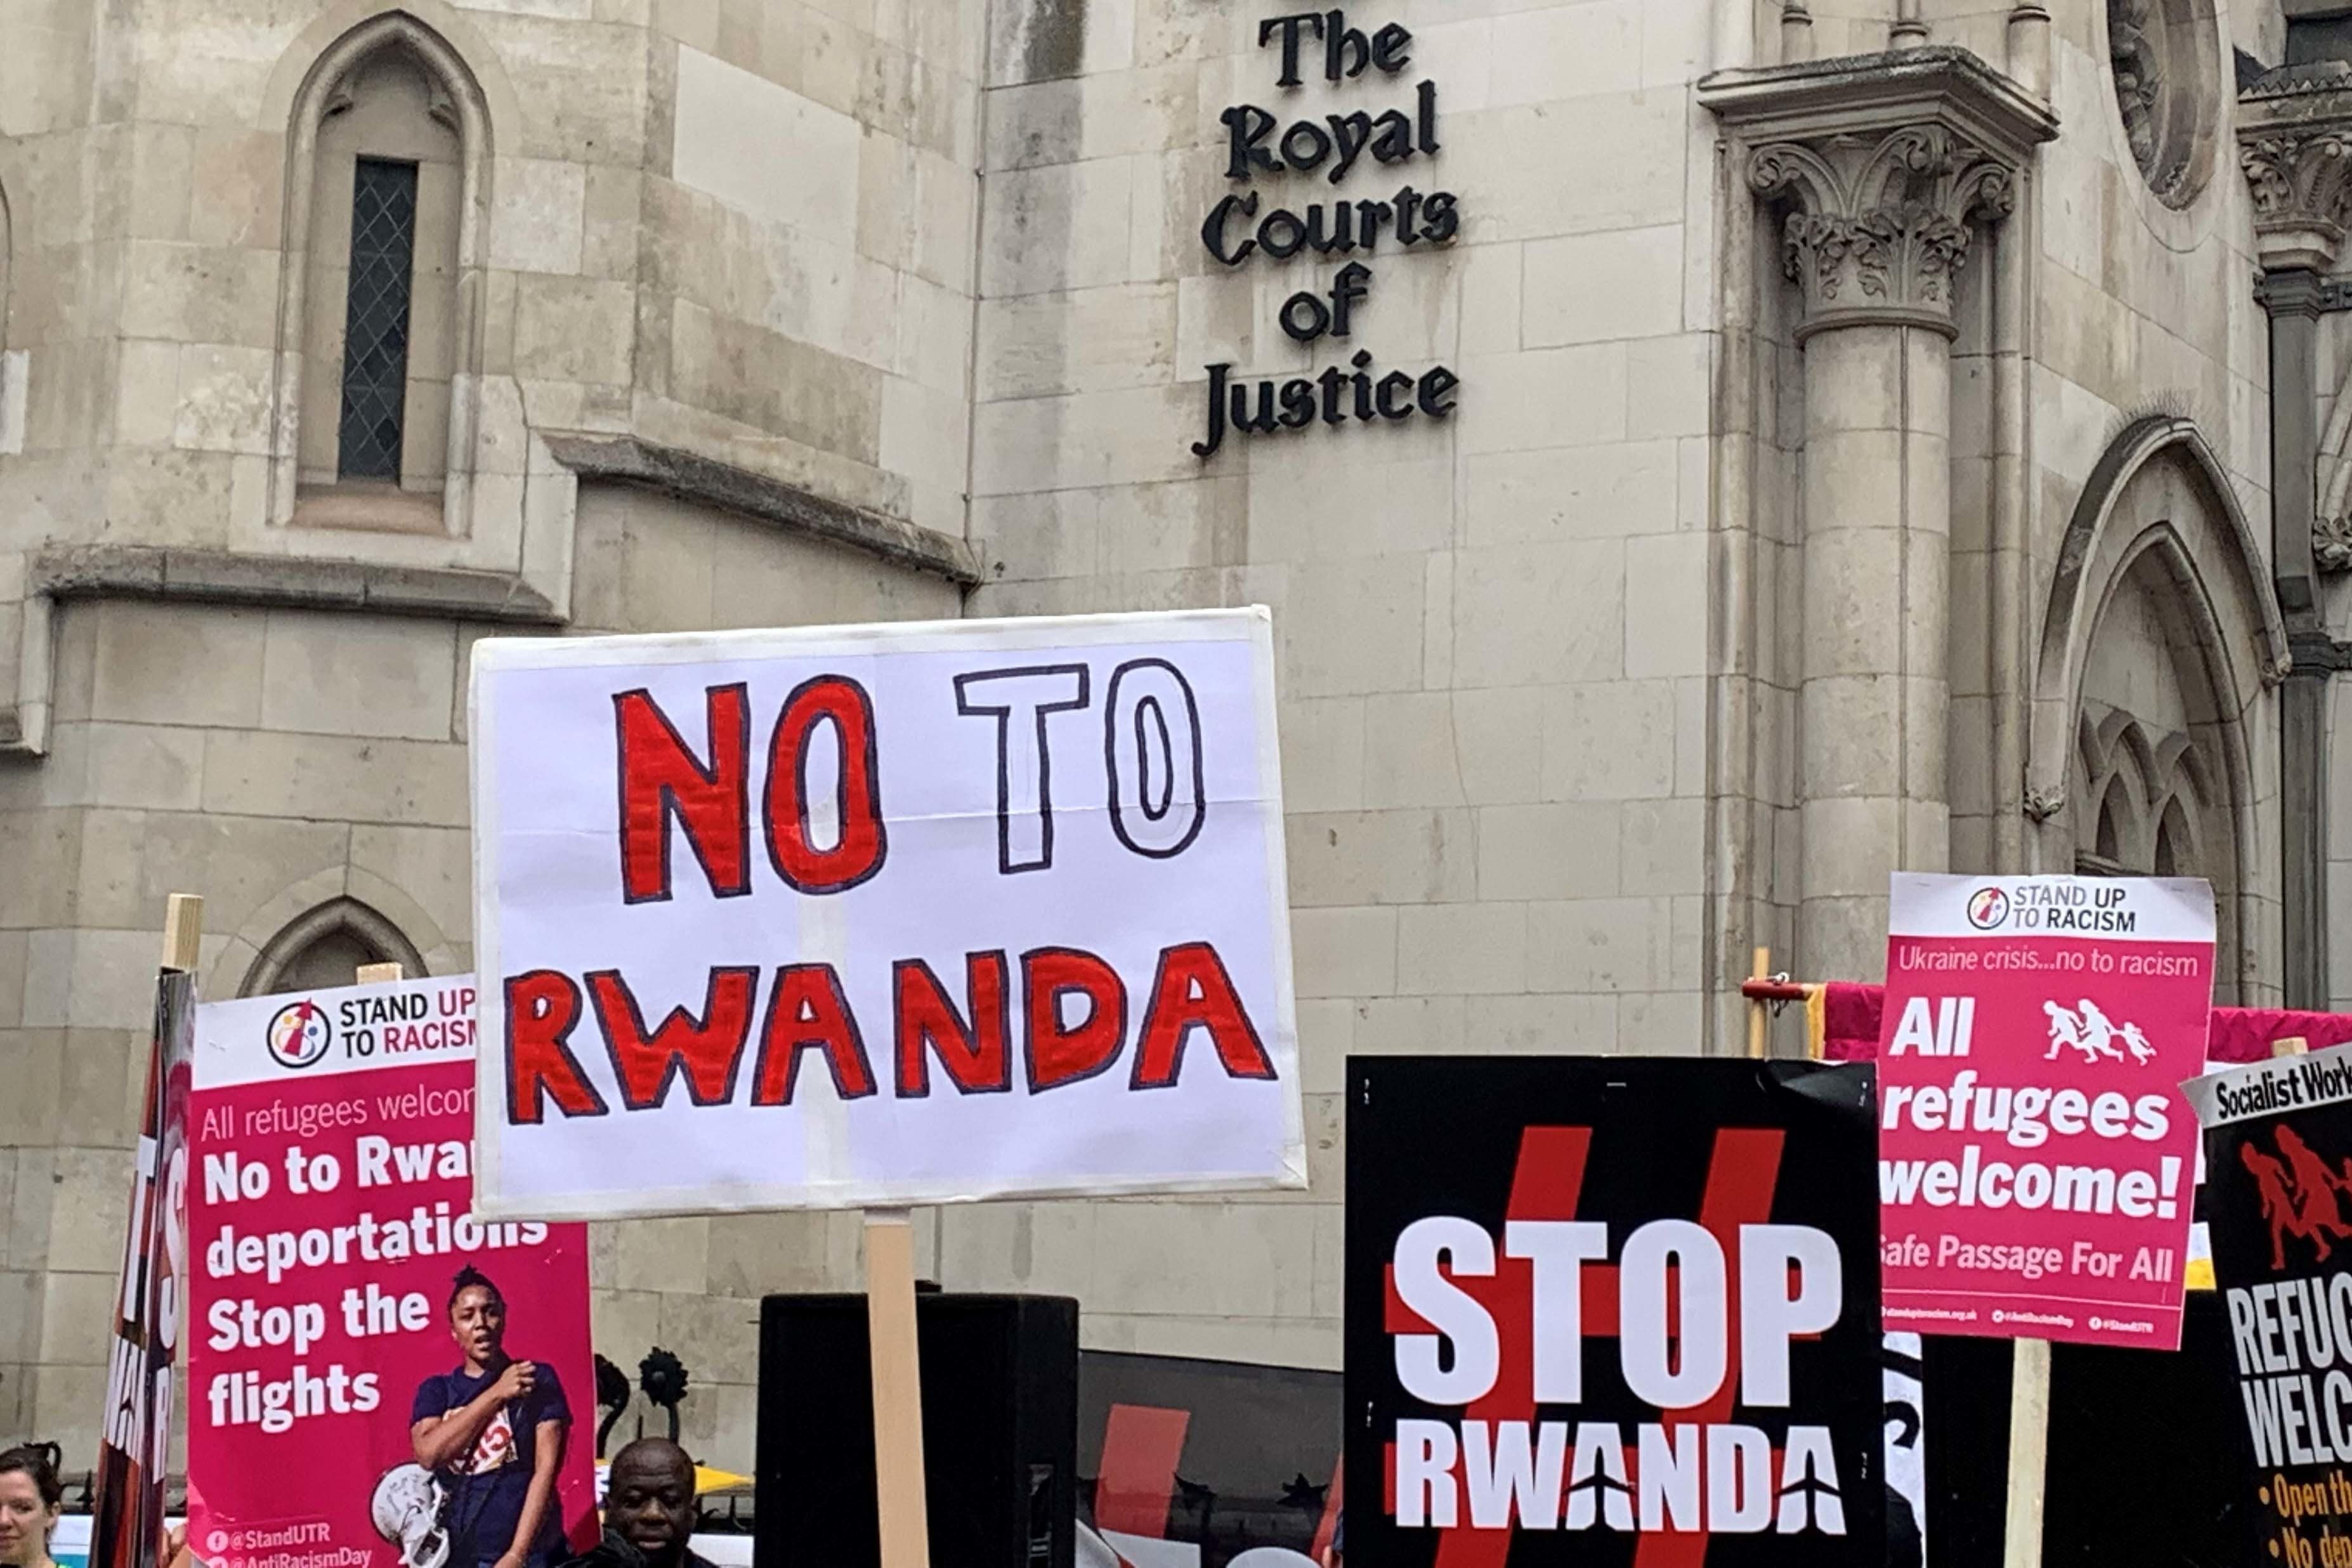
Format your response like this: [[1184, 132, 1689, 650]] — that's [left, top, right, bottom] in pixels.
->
[[2186, 1050, 2352, 1567], [1345, 1057, 1883, 1567]]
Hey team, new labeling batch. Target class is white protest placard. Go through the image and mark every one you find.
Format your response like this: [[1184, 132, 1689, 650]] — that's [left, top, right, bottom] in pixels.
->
[[469, 608, 1302, 1219]]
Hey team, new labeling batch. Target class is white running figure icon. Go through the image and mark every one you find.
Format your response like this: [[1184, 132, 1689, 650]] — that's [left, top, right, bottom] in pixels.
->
[[2043, 1000, 2084, 1061], [2040, 999, 2149, 1065], [2074, 999, 2126, 1062]]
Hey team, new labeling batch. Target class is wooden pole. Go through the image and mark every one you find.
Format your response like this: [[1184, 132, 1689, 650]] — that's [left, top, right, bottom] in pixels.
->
[[161, 894, 202, 973], [1746, 946, 1771, 1060], [2273, 1034, 2310, 1058], [355, 962, 405, 985], [2002, 1336, 2051, 1568], [864, 1210, 931, 1568]]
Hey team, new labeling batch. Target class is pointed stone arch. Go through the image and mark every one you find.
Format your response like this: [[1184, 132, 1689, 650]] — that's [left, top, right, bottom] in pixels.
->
[[2154, 796, 2195, 878], [242, 895, 430, 997], [2028, 414, 2288, 1000], [2091, 771, 2141, 867], [209, 864, 458, 1000]]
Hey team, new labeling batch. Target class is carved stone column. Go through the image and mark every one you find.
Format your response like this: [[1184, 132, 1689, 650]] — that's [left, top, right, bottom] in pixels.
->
[[1704, 50, 2056, 981], [2238, 66, 2352, 1008]]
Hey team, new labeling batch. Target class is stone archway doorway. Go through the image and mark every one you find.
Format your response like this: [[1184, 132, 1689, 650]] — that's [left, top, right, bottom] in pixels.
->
[[2028, 416, 2288, 1003]]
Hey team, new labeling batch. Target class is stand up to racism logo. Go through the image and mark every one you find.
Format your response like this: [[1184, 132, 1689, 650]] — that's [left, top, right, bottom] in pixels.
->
[[266, 1000, 332, 1071]]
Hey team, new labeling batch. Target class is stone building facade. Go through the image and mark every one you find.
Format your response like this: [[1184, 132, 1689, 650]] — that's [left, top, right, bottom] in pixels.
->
[[1, 0, 2346, 1477]]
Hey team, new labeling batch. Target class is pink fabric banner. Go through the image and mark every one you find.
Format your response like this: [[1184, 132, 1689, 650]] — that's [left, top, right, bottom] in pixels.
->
[[1822, 988, 2352, 1067]]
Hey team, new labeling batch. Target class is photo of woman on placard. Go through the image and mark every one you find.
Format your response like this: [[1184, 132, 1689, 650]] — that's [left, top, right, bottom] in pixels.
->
[[410, 1267, 572, 1568]]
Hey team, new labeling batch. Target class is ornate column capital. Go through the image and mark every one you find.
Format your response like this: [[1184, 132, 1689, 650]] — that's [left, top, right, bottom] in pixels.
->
[[1700, 46, 2058, 342], [2238, 63, 2352, 276], [1747, 127, 2015, 341]]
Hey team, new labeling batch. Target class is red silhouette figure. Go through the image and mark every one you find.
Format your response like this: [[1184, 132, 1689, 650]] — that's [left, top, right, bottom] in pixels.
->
[[2245, 1144, 2316, 1269], [2278, 1128, 2352, 1246], [2245, 1132, 2352, 1268]]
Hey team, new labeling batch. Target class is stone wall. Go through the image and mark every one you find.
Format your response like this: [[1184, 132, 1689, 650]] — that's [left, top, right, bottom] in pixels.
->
[[0, 588, 486, 1458], [0, 0, 989, 754], [953, 0, 1728, 1372], [638, 0, 985, 541], [0, 483, 960, 1468], [0, 0, 991, 1463]]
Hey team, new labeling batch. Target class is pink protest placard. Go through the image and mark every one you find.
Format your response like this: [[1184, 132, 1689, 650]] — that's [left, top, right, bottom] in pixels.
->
[[186, 975, 596, 1568], [1878, 873, 2214, 1349]]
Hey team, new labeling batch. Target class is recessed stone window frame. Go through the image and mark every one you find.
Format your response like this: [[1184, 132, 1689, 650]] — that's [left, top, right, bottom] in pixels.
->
[[271, 11, 492, 538]]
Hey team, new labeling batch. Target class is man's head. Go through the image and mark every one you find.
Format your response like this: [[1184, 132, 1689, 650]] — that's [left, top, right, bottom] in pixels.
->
[[448, 1266, 507, 1368], [606, 1440, 696, 1567]]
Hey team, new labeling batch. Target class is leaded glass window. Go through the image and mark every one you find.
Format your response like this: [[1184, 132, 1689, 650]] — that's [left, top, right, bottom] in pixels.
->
[[337, 157, 419, 482]]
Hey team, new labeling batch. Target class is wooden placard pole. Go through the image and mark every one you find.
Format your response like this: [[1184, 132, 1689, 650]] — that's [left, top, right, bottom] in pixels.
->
[[162, 893, 202, 973], [355, 962, 405, 985], [865, 1209, 932, 1568], [2002, 1337, 2051, 1568], [1746, 946, 1771, 1060]]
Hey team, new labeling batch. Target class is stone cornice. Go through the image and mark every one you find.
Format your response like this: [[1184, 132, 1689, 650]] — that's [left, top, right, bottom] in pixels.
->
[[2238, 61, 2352, 274], [30, 544, 563, 623], [2287, 627, 2352, 674], [0, 444, 983, 757], [0, 546, 562, 757], [540, 432, 983, 588], [1701, 48, 2057, 342], [1698, 47, 2060, 160], [2242, 58, 2352, 105]]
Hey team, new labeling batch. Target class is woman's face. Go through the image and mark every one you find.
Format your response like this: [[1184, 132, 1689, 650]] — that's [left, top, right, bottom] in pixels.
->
[[450, 1286, 506, 1366], [0, 1471, 57, 1565]]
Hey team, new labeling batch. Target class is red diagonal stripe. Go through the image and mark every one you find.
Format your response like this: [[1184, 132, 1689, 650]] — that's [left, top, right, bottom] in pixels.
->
[[1429, 1127, 1589, 1568], [1095, 1403, 1190, 1539], [1387, 1262, 1419, 1333], [1633, 1128, 1785, 1568], [1506, 1127, 1591, 1220]]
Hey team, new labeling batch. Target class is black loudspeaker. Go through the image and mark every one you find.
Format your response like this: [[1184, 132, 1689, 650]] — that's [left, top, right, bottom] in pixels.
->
[[756, 1292, 1079, 1568]]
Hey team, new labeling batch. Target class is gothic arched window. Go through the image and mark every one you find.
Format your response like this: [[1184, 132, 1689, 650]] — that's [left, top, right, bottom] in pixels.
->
[[272, 13, 490, 534], [299, 46, 462, 502], [243, 897, 428, 997]]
